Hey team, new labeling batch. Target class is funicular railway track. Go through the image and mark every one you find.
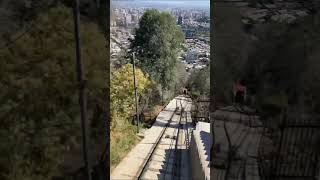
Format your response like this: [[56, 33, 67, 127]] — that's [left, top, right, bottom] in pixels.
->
[[137, 96, 191, 180]]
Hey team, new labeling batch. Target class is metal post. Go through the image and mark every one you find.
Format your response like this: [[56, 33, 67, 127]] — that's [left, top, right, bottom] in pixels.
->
[[73, 1, 91, 179], [176, 97, 178, 108], [161, 87, 164, 105], [274, 109, 286, 179], [104, 0, 110, 178], [132, 53, 139, 133]]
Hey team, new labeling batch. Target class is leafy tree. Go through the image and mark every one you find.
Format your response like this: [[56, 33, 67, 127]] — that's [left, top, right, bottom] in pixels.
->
[[130, 9, 185, 91], [243, 15, 320, 112], [173, 61, 189, 94], [212, 4, 250, 104], [110, 63, 151, 129], [0, 6, 107, 180], [111, 48, 130, 70], [187, 67, 210, 96], [110, 63, 151, 169]]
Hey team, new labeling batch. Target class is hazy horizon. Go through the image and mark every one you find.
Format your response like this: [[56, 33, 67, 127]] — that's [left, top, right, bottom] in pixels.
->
[[111, 0, 210, 10]]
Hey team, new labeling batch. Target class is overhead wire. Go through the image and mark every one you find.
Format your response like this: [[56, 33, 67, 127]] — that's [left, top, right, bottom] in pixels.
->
[[0, 1, 57, 50], [0, 22, 35, 50]]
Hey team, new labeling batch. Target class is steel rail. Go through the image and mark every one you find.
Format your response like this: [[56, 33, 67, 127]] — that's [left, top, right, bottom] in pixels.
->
[[136, 98, 181, 179], [171, 100, 185, 179]]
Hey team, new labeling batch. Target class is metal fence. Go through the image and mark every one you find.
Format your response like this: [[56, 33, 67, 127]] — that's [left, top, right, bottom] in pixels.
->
[[258, 108, 320, 180], [192, 96, 210, 123]]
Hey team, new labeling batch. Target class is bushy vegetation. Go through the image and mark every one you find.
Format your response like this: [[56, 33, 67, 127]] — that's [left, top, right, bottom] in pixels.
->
[[187, 67, 210, 97], [110, 64, 153, 171], [244, 16, 320, 113], [110, 9, 188, 171], [214, 4, 320, 115], [130, 9, 185, 94], [0, 6, 107, 180]]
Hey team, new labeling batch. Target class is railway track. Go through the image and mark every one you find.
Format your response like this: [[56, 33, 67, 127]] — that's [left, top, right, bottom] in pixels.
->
[[137, 96, 192, 180]]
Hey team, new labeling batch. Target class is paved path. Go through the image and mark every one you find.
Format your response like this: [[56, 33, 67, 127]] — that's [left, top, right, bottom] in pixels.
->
[[111, 96, 193, 180]]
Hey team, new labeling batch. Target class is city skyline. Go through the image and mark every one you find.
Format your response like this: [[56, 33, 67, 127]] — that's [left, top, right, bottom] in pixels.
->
[[111, 4, 210, 71], [111, 0, 210, 10]]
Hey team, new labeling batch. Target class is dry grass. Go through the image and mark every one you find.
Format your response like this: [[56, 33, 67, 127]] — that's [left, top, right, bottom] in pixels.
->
[[110, 105, 164, 172], [110, 121, 140, 172]]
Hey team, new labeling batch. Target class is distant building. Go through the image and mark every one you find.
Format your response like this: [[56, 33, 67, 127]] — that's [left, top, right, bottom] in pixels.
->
[[186, 50, 198, 63], [111, 20, 117, 27], [125, 14, 132, 26], [183, 29, 196, 38], [178, 16, 183, 25]]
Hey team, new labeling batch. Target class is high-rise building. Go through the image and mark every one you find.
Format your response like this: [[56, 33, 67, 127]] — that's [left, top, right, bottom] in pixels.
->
[[178, 16, 183, 25], [125, 14, 132, 26]]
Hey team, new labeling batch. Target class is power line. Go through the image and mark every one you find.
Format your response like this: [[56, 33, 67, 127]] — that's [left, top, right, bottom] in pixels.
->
[[0, 1, 57, 50], [0, 22, 35, 50]]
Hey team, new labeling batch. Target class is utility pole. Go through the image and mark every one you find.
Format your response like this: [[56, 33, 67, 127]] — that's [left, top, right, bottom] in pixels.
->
[[73, 1, 91, 180], [161, 87, 164, 106], [132, 53, 139, 133]]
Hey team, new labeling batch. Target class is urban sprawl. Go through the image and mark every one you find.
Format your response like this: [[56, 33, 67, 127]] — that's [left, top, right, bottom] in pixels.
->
[[111, 7, 210, 71]]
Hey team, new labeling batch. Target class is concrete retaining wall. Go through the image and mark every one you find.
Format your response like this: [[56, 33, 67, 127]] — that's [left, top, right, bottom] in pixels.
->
[[190, 131, 206, 180]]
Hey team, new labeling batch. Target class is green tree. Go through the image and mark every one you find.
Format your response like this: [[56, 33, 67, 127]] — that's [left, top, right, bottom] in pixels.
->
[[0, 6, 107, 180], [244, 17, 318, 110], [130, 9, 185, 91], [173, 61, 189, 95], [212, 4, 249, 104], [110, 63, 151, 170], [110, 63, 151, 129], [188, 67, 210, 95]]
